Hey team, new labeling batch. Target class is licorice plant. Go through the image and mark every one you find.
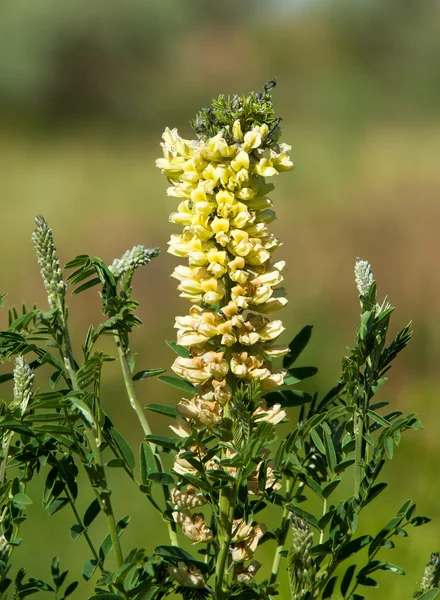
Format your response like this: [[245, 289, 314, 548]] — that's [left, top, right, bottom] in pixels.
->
[[0, 84, 437, 600]]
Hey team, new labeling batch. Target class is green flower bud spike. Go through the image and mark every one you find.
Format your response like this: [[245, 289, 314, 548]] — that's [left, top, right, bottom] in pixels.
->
[[287, 516, 317, 600], [109, 245, 160, 278], [32, 215, 66, 310], [354, 257, 374, 297], [12, 356, 34, 415], [416, 552, 440, 596]]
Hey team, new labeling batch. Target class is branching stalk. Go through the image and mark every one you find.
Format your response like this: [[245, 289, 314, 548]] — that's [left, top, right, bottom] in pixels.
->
[[114, 333, 178, 546]]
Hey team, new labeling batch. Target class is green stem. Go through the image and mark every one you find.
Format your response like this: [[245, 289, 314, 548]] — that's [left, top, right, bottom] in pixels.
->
[[319, 497, 328, 544], [114, 333, 178, 546], [0, 433, 13, 484], [270, 477, 293, 585], [84, 428, 124, 569], [354, 406, 364, 497], [215, 389, 235, 599], [57, 306, 125, 569], [63, 473, 101, 568]]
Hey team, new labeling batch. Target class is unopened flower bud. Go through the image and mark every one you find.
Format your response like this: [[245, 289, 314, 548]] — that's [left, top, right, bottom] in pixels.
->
[[354, 257, 373, 297], [418, 552, 440, 595], [288, 516, 316, 599], [32, 216, 66, 310], [109, 245, 160, 278], [11, 356, 34, 415]]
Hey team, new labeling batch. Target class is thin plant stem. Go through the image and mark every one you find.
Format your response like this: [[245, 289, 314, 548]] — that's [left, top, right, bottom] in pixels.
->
[[84, 428, 124, 569], [114, 333, 178, 546], [354, 391, 366, 497], [56, 303, 126, 569], [319, 497, 328, 544], [270, 476, 293, 585]]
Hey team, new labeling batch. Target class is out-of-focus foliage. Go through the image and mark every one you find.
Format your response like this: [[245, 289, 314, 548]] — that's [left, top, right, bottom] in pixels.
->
[[0, 0, 439, 126]]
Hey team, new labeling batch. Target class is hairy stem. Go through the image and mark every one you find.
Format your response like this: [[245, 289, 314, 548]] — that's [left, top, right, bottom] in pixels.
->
[[114, 333, 178, 546]]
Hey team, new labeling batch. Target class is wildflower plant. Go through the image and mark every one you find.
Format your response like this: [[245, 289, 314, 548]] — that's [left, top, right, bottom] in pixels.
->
[[0, 84, 436, 600]]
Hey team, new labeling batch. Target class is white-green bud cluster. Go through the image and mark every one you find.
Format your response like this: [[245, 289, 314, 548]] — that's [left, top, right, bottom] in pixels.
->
[[288, 516, 317, 600], [418, 552, 440, 594], [109, 245, 160, 278], [32, 216, 66, 310], [12, 356, 34, 415], [354, 257, 374, 297]]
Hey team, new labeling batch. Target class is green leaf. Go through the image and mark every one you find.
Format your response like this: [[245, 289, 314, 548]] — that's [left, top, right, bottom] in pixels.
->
[[89, 594, 124, 600], [145, 404, 178, 418], [367, 409, 391, 429], [417, 591, 439, 600], [111, 427, 135, 470], [285, 366, 318, 385], [70, 524, 84, 540], [285, 505, 320, 530], [83, 499, 101, 528], [82, 559, 98, 581], [323, 576, 337, 598], [311, 429, 325, 453], [362, 483, 388, 507], [323, 429, 337, 472], [140, 442, 155, 486], [158, 375, 195, 395], [148, 472, 175, 485], [265, 389, 311, 408], [384, 437, 394, 460], [133, 369, 166, 381], [106, 458, 125, 468], [411, 516, 431, 527], [323, 479, 341, 499], [71, 277, 102, 296], [337, 535, 373, 560], [145, 435, 177, 450], [154, 545, 209, 574], [99, 515, 130, 560], [341, 564, 356, 597], [166, 341, 190, 358], [283, 325, 313, 368], [12, 493, 33, 509], [335, 457, 356, 474]]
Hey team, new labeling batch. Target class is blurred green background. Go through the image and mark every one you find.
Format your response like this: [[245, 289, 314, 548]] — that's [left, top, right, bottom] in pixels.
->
[[0, 0, 439, 597]]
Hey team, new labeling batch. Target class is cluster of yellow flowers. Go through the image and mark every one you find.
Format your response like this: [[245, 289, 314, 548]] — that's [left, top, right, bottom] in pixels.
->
[[156, 120, 293, 435], [157, 115, 292, 580]]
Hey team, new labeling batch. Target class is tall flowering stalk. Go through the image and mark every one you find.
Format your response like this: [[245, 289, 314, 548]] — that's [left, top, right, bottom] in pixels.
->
[[156, 85, 293, 595]]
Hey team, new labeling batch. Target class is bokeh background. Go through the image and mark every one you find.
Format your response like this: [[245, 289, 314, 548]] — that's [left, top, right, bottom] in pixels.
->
[[0, 0, 439, 597]]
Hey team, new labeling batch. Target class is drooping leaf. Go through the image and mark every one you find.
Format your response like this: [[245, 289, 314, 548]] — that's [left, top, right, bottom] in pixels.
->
[[133, 369, 166, 381], [145, 404, 178, 418], [111, 427, 135, 470], [166, 341, 190, 358], [283, 325, 313, 368], [158, 375, 195, 395]]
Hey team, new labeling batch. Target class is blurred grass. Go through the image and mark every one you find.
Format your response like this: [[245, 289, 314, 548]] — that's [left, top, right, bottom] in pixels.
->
[[0, 0, 439, 597]]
